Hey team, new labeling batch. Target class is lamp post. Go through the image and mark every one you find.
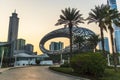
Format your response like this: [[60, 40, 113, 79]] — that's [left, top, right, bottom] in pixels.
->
[[60, 49, 63, 64], [14, 55, 17, 67]]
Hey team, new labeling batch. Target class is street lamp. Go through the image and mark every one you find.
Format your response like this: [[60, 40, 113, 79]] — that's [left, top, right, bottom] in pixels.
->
[[60, 49, 63, 64]]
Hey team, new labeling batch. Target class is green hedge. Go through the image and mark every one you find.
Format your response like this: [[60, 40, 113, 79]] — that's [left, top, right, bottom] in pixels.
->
[[60, 62, 70, 68], [70, 52, 107, 77], [49, 67, 73, 74]]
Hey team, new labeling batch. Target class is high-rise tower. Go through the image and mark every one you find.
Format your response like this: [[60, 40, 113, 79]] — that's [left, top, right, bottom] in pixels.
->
[[8, 10, 19, 43], [99, 37, 110, 52], [107, 0, 117, 9], [49, 41, 63, 51], [107, 0, 120, 53], [107, 0, 119, 30]]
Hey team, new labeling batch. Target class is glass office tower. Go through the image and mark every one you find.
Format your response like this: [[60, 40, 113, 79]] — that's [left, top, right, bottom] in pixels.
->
[[115, 30, 120, 53], [108, 0, 120, 53], [108, 0, 119, 30], [49, 41, 63, 51], [99, 37, 110, 52], [108, 0, 117, 9], [14, 39, 26, 50]]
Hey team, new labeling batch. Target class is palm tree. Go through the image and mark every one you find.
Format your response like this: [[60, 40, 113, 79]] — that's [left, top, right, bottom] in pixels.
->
[[104, 6, 120, 71], [87, 34, 100, 52], [55, 7, 84, 57], [87, 4, 108, 55], [73, 35, 84, 50]]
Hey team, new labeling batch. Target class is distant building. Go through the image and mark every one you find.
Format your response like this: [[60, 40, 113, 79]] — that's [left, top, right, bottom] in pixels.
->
[[108, 0, 120, 54], [7, 11, 19, 57], [13, 39, 34, 55], [107, 0, 117, 9], [49, 41, 63, 51], [99, 37, 110, 52], [8, 10, 19, 43], [14, 39, 26, 50], [25, 44, 34, 52], [115, 30, 120, 53]]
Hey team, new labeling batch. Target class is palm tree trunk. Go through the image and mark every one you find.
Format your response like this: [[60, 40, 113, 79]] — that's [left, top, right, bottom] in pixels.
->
[[94, 45, 97, 52], [100, 28, 105, 55], [69, 23, 73, 57], [110, 29, 118, 72]]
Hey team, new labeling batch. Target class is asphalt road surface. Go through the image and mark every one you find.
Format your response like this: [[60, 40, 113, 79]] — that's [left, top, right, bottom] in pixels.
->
[[0, 66, 88, 80]]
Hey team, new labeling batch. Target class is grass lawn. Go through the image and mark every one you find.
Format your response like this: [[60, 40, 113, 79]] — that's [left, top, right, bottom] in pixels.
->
[[49, 67, 120, 80], [100, 68, 120, 80]]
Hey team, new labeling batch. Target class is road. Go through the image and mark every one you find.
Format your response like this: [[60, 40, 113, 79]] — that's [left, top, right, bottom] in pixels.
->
[[0, 66, 88, 80]]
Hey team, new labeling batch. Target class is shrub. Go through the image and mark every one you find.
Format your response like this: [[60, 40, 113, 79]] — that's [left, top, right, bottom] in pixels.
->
[[49, 67, 73, 74], [35, 59, 40, 65], [70, 52, 107, 77], [60, 62, 70, 67]]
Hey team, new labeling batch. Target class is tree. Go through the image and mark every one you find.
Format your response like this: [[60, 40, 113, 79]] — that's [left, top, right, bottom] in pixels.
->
[[73, 35, 84, 50], [35, 59, 40, 65], [87, 34, 100, 52], [55, 7, 84, 57], [86, 4, 108, 54], [103, 6, 120, 71]]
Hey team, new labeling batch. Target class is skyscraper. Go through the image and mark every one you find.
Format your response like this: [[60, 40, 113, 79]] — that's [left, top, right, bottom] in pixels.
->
[[25, 44, 34, 52], [107, 0, 119, 30], [115, 30, 120, 53], [14, 39, 26, 50], [107, 0, 117, 9], [99, 37, 110, 52], [49, 41, 64, 51], [8, 10, 19, 43], [107, 0, 120, 53]]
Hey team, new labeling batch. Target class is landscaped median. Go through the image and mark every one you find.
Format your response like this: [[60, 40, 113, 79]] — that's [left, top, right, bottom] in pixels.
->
[[49, 67, 93, 80], [49, 52, 120, 80], [49, 66, 120, 80], [100, 67, 120, 80]]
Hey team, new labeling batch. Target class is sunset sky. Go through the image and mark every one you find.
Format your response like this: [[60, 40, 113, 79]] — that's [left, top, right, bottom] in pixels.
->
[[0, 0, 120, 54]]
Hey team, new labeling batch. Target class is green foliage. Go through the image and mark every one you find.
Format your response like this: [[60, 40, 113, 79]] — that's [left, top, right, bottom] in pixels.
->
[[60, 62, 70, 68], [73, 34, 100, 51], [55, 7, 84, 26], [70, 52, 107, 77], [87, 34, 100, 50], [109, 54, 120, 65], [48, 53, 69, 63], [49, 67, 73, 74], [35, 59, 40, 65], [100, 68, 120, 80], [1, 57, 15, 68]]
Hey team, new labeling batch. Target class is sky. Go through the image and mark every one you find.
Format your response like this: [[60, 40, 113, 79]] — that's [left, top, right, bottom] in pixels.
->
[[0, 0, 120, 54]]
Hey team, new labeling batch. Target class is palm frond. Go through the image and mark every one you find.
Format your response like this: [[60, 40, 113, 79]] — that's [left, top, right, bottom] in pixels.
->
[[55, 7, 84, 26]]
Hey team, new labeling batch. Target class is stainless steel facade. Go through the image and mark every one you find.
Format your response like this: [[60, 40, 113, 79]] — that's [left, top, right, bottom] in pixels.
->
[[40, 27, 95, 54]]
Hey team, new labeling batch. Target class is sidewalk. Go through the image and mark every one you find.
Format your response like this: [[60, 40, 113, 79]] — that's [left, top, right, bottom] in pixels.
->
[[0, 66, 27, 73], [0, 67, 10, 73]]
